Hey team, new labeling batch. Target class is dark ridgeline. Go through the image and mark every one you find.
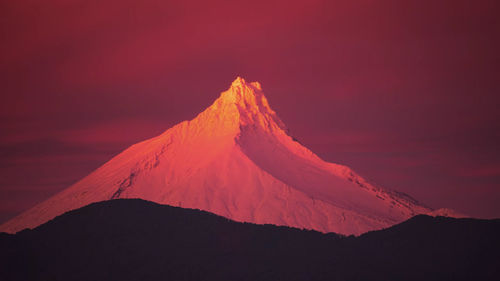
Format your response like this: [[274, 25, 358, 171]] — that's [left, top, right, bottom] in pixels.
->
[[0, 199, 499, 281]]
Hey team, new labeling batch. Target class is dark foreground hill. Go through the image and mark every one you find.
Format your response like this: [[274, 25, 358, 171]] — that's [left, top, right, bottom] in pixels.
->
[[1, 199, 499, 281]]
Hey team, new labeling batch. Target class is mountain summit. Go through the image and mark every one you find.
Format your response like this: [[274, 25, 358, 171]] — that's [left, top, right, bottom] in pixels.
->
[[1, 77, 436, 235], [194, 77, 285, 136]]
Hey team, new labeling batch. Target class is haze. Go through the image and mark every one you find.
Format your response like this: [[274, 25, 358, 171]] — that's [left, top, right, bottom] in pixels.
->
[[1, 0, 499, 224]]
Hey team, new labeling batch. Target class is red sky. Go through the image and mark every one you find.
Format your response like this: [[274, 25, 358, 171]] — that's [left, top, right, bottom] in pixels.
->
[[1, 0, 499, 223]]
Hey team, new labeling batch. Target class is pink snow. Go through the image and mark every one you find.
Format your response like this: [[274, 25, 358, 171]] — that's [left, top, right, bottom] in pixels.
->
[[1, 77, 455, 235]]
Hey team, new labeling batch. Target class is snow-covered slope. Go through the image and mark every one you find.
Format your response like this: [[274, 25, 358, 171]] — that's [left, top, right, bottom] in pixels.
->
[[1, 77, 438, 235]]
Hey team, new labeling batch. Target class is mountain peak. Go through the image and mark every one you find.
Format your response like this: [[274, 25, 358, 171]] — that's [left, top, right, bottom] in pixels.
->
[[231, 76, 262, 90], [191, 77, 285, 137], [220, 77, 264, 106], [206, 77, 285, 132], [231, 76, 246, 86]]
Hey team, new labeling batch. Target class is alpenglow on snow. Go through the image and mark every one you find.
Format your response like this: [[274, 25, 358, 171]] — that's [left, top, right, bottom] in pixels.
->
[[1, 77, 458, 235]]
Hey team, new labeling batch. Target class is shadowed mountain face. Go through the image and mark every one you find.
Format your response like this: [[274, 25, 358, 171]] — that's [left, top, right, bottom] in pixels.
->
[[1, 199, 498, 281]]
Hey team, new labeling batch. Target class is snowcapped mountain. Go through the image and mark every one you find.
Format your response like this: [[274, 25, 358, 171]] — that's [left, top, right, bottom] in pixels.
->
[[1, 77, 438, 235]]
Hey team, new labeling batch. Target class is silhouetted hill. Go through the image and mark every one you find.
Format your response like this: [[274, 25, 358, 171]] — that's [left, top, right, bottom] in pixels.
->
[[1, 199, 499, 281]]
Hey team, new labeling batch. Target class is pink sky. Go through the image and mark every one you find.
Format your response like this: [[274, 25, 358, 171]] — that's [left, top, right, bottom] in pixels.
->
[[1, 0, 499, 223]]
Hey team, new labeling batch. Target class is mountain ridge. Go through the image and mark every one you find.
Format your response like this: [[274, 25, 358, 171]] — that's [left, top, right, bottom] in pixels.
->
[[1, 199, 498, 281]]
